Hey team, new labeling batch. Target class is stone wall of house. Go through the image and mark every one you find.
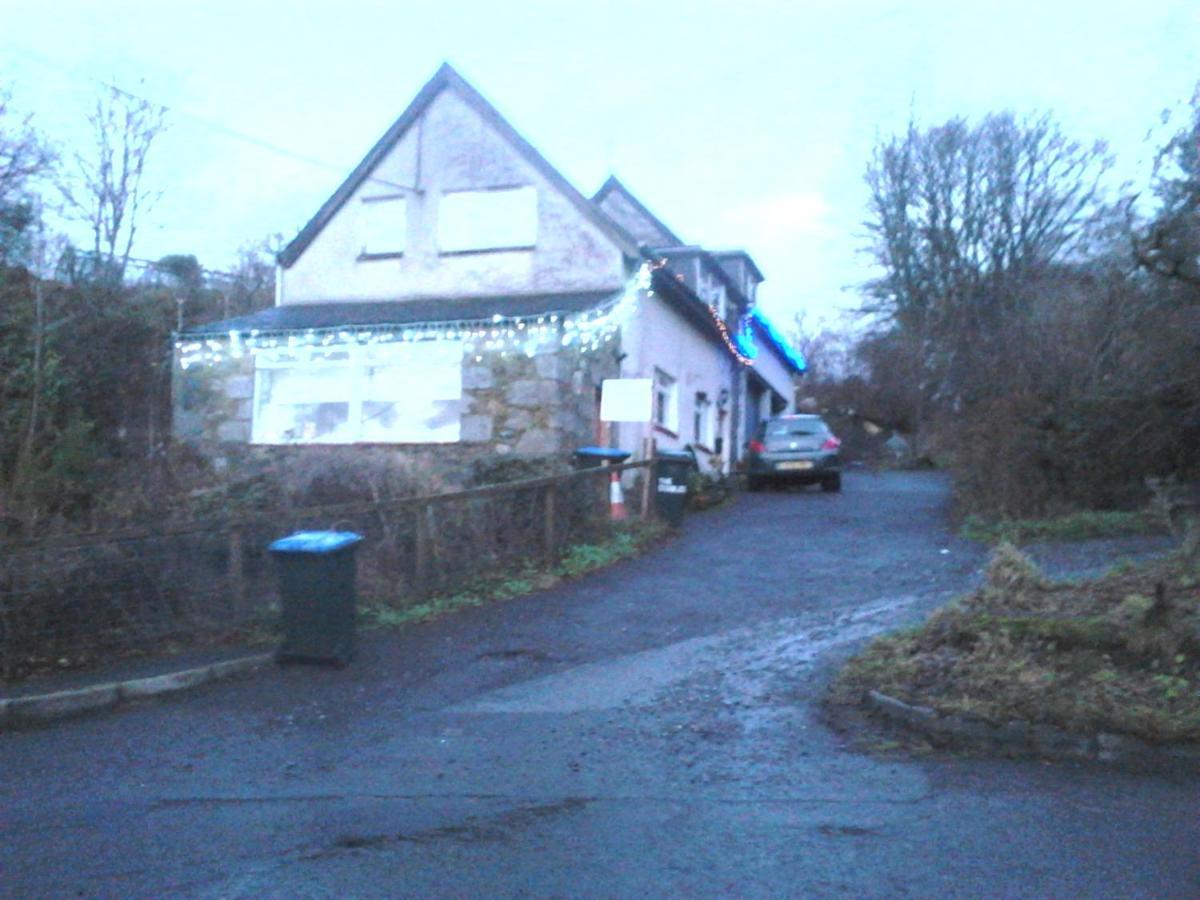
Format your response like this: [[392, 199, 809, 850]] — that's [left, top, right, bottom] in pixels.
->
[[171, 338, 619, 488]]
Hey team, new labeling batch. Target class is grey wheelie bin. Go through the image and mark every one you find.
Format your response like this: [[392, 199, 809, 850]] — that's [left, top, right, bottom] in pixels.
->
[[655, 450, 697, 527], [269, 530, 363, 666]]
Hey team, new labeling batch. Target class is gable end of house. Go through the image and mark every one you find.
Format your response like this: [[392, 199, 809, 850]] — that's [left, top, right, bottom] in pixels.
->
[[279, 63, 639, 271]]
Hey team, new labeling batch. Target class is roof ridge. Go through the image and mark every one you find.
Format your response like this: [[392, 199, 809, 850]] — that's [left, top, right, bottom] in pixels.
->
[[591, 175, 686, 247]]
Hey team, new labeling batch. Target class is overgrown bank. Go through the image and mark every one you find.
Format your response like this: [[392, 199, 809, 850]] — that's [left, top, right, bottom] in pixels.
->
[[362, 520, 670, 630], [830, 544, 1200, 745]]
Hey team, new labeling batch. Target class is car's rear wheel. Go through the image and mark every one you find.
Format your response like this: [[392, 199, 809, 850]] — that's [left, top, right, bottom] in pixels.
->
[[821, 473, 842, 493]]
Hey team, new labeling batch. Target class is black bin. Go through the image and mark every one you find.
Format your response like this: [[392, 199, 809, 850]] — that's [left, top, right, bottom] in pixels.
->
[[572, 446, 631, 468], [269, 530, 363, 666], [655, 450, 697, 527]]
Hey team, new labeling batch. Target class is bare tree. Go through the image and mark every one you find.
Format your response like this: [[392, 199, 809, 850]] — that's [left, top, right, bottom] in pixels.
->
[[790, 312, 856, 384], [60, 84, 165, 283], [223, 235, 280, 318], [0, 86, 55, 266], [862, 111, 1113, 412], [1132, 83, 1200, 292]]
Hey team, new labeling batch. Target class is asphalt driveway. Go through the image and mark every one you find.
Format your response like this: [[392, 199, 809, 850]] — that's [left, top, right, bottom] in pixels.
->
[[2, 471, 1197, 897]]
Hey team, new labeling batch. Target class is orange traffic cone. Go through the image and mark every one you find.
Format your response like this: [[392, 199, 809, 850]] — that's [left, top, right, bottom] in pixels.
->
[[609, 470, 627, 521]]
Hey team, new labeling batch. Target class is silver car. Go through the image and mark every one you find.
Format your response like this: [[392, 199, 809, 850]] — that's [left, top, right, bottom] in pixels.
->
[[745, 414, 842, 492]]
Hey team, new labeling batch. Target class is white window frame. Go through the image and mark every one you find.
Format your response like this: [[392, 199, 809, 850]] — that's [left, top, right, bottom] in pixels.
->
[[359, 194, 407, 258], [438, 185, 538, 254], [251, 341, 463, 445], [653, 368, 678, 434]]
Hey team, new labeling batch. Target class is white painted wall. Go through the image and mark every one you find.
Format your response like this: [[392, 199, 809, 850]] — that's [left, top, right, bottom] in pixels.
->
[[752, 340, 795, 415], [280, 89, 628, 303], [618, 291, 737, 472]]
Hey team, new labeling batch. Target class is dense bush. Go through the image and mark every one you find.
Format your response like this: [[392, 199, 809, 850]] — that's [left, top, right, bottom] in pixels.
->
[[824, 95, 1200, 520]]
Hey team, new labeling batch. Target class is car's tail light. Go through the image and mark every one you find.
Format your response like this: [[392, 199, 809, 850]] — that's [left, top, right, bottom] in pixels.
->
[[821, 436, 842, 450], [748, 440, 765, 453]]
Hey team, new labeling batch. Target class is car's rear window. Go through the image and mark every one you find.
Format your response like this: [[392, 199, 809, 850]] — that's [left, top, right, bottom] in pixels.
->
[[764, 418, 828, 437]]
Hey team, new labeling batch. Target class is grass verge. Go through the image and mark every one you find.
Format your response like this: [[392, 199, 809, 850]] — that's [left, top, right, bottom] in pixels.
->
[[829, 543, 1200, 744], [361, 520, 670, 630], [960, 509, 1165, 545]]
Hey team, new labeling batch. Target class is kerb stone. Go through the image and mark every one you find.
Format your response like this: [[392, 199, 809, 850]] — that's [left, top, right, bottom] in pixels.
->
[[9, 684, 120, 722]]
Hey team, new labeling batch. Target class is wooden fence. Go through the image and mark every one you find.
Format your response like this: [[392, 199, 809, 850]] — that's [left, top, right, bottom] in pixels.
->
[[0, 460, 655, 682]]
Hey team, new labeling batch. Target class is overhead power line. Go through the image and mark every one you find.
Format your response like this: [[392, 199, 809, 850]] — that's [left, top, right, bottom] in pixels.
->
[[3, 43, 415, 194]]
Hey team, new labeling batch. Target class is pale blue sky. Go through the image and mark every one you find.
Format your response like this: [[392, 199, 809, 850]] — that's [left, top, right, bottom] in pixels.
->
[[3, 1, 1198, 325]]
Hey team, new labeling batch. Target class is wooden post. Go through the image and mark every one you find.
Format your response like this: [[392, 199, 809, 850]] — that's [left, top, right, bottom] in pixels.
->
[[414, 502, 435, 595], [227, 527, 246, 616], [641, 437, 656, 520], [543, 483, 557, 564]]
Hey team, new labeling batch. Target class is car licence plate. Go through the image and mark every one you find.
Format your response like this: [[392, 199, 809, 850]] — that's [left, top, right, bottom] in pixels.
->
[[777, 461, 813, 471]]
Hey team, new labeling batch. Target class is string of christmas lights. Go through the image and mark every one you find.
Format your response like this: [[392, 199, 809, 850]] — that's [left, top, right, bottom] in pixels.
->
[[705, 303, 756, 367], [176, 263, 652, 370]]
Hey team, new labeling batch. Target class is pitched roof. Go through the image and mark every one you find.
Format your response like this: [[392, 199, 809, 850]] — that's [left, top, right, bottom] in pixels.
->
[[711, 250, 765, 284], [650, 244, 751, 310], [592, 175, 685, 247], [181, 291, 620, 336], [590, 180, 762, 313], [749, 308, 806, 374], [277, 64, 640, 268]]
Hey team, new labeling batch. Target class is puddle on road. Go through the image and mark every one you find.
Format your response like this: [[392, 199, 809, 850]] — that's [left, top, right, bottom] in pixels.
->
[[449, 596, 918, 716]]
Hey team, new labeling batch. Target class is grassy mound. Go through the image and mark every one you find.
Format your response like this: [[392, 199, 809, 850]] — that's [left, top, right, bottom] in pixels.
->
[[831, 544, 1200, 743], [959, 509, 1165, 544]]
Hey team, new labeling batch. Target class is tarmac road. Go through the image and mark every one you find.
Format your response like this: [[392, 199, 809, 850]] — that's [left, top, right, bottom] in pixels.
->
[[2, 471, 1197, 898]]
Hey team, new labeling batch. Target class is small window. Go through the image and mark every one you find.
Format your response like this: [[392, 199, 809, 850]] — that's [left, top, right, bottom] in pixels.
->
[[693, 392, 713, 448], [360, 195, 406, 257], [439, 185, 537, 254], [653, 368, 678, 434]]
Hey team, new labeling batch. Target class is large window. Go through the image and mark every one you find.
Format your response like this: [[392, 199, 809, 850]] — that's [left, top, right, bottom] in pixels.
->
[[653, 368, 678, 434], [439, 185, 537, 254], [252, 341, 463, 444], [360, 195, 407, 257]]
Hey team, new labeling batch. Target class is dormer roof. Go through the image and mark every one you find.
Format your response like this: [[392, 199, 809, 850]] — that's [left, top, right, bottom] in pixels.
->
[[711, 250, 765, 284]]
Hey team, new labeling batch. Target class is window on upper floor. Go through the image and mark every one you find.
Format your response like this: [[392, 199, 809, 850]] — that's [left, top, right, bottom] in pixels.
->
[[439, 185, 538, 254], [360, 195, 407, 258], [252, 341, 463, 444], [653, 367, 678, 434]]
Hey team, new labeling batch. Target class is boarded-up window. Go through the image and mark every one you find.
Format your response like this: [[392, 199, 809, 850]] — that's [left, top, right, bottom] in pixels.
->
[[361, 195, 407, 256], [439, 185, 537, 253], [252, 341, 462, 444]]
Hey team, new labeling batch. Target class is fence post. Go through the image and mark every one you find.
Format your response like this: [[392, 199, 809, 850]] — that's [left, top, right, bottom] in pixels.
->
[[414, 502, 437, 595], [227, 527, 247, 615], [543, 483, 557, 564], [641, 438, 656, 521]]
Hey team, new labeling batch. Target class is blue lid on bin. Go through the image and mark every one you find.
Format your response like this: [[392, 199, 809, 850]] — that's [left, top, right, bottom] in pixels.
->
[[573, 446, 631, 462], [269, 531, 363, 554]]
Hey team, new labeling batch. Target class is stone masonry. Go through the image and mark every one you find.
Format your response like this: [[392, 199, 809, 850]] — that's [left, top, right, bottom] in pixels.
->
[[171, 337, 619, 488]]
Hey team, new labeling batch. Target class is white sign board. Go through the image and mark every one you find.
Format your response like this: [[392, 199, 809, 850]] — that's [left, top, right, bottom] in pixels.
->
[[600, 378, 652, 422]]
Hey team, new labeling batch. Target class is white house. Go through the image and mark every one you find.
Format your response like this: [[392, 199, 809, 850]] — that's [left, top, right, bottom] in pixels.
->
[[172, 64, 803, 481]]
